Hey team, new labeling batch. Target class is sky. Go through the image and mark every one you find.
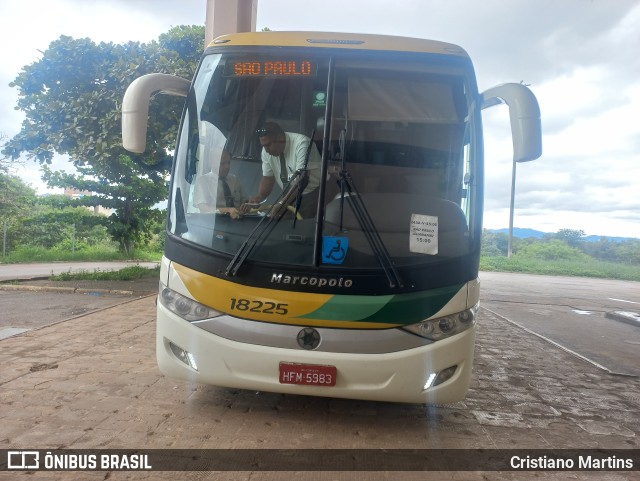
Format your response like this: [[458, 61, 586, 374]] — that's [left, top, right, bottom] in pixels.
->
[[1, 0, 639, 239]]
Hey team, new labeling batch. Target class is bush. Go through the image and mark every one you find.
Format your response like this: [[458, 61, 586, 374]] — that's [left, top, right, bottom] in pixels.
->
[[514, 240, 589, 262], [1, 245, 162, 263], [50, 265, 160, 281], [480, 255, 640, 281]]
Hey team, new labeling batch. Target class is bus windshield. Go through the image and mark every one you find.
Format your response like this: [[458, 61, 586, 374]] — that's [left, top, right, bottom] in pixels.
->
[[169, 52, 479, 271]]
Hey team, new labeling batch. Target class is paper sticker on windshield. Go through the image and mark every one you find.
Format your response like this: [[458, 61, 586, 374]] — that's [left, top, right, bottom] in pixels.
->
[[322, 236, 348, 264], [410, 214, 438, 255]]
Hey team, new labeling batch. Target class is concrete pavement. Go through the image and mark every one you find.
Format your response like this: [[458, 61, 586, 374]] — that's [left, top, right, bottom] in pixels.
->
[[0, 296, 639, 480]]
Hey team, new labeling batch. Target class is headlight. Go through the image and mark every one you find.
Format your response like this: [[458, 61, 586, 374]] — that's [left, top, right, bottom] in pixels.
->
[[402, 304, 478, 341], [158, 283, 222, 322]]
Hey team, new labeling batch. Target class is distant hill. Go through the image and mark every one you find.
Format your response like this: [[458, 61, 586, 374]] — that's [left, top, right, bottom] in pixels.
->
[[488, 228, 635, 243], [582, 235, 633, 243], [490, 228, 546, 239]]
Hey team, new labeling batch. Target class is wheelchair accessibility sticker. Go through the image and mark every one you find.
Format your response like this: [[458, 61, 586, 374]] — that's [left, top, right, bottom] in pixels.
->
[[322, 236, 348, 264]]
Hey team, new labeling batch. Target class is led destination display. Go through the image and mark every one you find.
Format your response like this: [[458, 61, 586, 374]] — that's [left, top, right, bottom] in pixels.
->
[[225, 59, 316, 77]]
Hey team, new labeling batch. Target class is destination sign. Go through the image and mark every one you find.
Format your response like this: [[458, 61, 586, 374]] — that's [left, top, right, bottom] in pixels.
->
[[225, 59, 316, 77]]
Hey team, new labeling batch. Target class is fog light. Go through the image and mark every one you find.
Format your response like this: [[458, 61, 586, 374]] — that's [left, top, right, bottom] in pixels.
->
[[433, 365, 457, 386], [169, 342, 198, 371], [423, 365, 458, 390], [423, 373, 437, 390]]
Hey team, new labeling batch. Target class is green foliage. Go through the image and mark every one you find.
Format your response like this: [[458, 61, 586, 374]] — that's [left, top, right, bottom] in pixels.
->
[[0, 132, 10, 172], [17, 203, 108, 249], [3, 26, 204, 253], [514, 239, 589, 262], [480, 256, 640, 282], [1, 245, 161, 264], [0, 172, 166, 260], [551, 228, 586, 247], [481, 229, 509, 256], [50, 264, 160, 281], [481, 228, 640, 281], [0, 176, 153, 258], [0, 173, 37, 221]]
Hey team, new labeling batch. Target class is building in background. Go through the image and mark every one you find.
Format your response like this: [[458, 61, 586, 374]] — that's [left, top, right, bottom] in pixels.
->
[[63, 187, 113, 217]]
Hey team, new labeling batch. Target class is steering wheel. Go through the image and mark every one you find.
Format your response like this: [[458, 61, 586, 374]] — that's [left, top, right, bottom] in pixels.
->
[[286, 205, 303, 220]]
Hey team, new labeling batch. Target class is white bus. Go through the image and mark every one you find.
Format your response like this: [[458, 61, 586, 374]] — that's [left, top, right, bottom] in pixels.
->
[[122, 31, 541, 403]]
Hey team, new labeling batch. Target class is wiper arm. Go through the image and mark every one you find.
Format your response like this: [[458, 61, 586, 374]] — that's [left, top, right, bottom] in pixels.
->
[[225, 169, 308, 277], [338, 170, 404, 289], [336, 124, 402, 288]]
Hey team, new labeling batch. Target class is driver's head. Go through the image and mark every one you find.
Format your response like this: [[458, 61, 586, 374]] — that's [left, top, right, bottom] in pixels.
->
[[257, 122, 286, 157]]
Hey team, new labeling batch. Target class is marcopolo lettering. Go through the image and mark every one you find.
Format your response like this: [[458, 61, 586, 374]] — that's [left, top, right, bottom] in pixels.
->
[[271, 273, 353, 288]]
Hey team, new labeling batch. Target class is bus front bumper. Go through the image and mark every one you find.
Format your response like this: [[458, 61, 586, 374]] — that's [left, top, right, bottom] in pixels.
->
[[156, 304, 476, 404]]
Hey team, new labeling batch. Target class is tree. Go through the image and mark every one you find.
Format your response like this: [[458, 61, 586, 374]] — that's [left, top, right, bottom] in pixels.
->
[[0, 173, 37, 221], [553, 228, 585, 247], [2, 26, 205, 254], [16, 198, 109, 251], [0, 132, 8, 173], [481, 229, 510, 256], [515, 239, 589, 262], [0, 173, 36, 254], [0, 173, 37, 247]]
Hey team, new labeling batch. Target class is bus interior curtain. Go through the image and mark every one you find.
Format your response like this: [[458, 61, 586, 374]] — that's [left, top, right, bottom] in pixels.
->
[[347, 76, 461, 123]]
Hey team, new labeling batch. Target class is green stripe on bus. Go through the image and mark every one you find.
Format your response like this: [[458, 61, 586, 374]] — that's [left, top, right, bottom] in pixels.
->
[[359, 284, 464, 325], [295, 294, 394, 321], [296, 284, 464, 325]]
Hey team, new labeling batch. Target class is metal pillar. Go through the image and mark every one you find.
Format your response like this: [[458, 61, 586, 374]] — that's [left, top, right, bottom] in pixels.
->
[[508, 160, 516, 258], [205, 0, 258, 47]]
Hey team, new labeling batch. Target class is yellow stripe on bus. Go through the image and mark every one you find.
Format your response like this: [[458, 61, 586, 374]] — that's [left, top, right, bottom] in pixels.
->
[[172, 263, 398, 329]]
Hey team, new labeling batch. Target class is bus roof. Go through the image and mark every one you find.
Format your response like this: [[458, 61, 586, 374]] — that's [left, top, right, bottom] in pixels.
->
[[208, 31, 469, 57]]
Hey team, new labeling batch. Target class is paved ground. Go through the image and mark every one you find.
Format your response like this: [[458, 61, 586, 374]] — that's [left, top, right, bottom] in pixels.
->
[[0, 289, 638, 480], [0, 273, 159, 335]]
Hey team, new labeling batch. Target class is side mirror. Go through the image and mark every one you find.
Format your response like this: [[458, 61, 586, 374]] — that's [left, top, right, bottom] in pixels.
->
[[122, 73, 191, 153], [481, 83, 542, 162]]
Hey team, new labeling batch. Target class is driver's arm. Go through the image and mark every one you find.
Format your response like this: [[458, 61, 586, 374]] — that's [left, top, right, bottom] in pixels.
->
[[249, 175, 275, 203]]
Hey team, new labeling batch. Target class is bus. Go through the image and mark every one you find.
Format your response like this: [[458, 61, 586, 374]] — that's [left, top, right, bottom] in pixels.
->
[[122, 31, 541, 404]]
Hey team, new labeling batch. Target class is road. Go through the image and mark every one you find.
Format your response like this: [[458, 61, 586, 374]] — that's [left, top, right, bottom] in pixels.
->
[[479, 271, 640, 377], [0, 261, 159, 338], [1, 268, 638, 375], [0, 260, 158, 281], [1, 271, 639, 480]]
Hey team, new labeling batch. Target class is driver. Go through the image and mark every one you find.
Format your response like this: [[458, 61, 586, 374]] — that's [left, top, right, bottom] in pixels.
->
[[193, 150, 245, 219], [241, 122, 321, 218]]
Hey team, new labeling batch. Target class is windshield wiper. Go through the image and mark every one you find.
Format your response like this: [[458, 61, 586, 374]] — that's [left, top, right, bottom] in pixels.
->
[[226, 129, 318, 276], [336, 129, 403, 289], [225, 170, 307, 276], [337, 170, 404, 289]]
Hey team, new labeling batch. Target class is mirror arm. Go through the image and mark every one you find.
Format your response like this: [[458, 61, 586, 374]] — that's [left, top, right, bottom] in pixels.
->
[[122, 73, 191, 153], [481, 83, 542, 162]]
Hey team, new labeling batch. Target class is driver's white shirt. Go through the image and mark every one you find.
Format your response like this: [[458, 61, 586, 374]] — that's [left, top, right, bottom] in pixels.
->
[[261, 132, 321, 194]]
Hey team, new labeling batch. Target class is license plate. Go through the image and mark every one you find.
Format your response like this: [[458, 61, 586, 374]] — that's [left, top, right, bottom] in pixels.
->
[[279, 362, 337, 386]]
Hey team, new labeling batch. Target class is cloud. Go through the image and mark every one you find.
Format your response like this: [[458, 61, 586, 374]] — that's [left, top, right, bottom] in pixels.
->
[[1, 0, 639, 238]]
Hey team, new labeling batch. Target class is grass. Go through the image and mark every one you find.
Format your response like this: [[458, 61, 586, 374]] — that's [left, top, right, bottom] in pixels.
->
[[50, 265, 160, 281], [480, 256, 640, 282], [1, 245, 161, 264]]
